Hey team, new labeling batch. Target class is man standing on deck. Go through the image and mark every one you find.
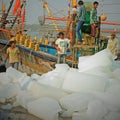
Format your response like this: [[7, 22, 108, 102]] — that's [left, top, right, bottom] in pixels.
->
[[90, 1, 99, 43], [4, 39, 20, 70], [55, 32, 70, 63], [71, 7, 78, 46], [76, 0, 86, 44]]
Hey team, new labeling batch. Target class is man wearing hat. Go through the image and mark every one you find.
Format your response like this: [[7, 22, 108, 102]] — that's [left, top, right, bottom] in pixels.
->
[[4, 38, 20, 70], [107, 33, 119, 56]]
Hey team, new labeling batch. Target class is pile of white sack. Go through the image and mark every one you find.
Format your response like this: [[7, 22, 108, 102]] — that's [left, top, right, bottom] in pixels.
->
[[0, 49, 120, 120]]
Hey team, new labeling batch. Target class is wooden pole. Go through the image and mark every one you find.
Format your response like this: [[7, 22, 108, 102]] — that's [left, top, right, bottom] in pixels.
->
[[0, 0, 14, 28]]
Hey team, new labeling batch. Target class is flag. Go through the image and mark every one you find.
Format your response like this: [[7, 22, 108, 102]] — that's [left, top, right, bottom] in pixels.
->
[[2, 0, 6, 12], [17, 7, 21, 16], [12, 0, 21, 16], [21, 7, 25, 24]]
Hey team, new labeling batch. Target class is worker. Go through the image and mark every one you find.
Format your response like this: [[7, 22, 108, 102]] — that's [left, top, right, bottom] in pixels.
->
[[55, 32, 70, 63], [90, 1, 99, 43], [4, 40, 20, 70], [76, 0, 86, 44], [71, 7, 78, 45], [107, 33, 119, 56]]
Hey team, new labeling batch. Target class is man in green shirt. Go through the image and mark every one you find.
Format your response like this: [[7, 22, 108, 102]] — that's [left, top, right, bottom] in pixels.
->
[[76, 0, 86, 44], [90, 1, 99, 42]]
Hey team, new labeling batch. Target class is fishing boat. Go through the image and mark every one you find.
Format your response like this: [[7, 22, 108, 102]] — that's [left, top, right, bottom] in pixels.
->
[[0, 1, 120, 120], [0, 0, 120, 74], [0, 0, 57, 74]]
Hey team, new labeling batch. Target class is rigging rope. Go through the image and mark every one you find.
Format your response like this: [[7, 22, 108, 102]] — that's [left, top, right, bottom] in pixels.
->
[[0, 41, 9, 52], [46, 1, 67, 17]]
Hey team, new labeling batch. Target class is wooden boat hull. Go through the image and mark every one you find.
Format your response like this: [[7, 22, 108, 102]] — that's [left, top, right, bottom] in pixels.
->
[[0, 39, 56, 74]]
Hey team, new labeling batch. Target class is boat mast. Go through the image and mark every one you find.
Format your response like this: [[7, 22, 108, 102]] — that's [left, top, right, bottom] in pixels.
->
[[10, 0, 26, 30], [0, 0, 14, 28]]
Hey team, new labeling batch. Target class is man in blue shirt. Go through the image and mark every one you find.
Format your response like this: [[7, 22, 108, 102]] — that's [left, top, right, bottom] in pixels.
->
[[76, 0, 86, 44]]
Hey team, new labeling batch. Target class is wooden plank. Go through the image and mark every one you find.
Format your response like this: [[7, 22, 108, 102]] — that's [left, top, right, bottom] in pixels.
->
[[73, 44, 98, 49]]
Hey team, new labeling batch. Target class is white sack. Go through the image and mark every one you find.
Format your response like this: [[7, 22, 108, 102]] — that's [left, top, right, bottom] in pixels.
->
[[27, 97, 62, 120], [38, 64, 69, 88], [62, 69, 107, 93], [93, 92, 120, 112], [6, 67, 27, 82], [0, 72, 12, 85], [16, 90, 36, 108], [27, 81, 68, 100], [0, 83, 20, 99], [78, 49, 113, 72], [20, 76, 32, 90], [80, 66, 113, 78], [60, 92, 95, 117], [86, 100, 108, 120]]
